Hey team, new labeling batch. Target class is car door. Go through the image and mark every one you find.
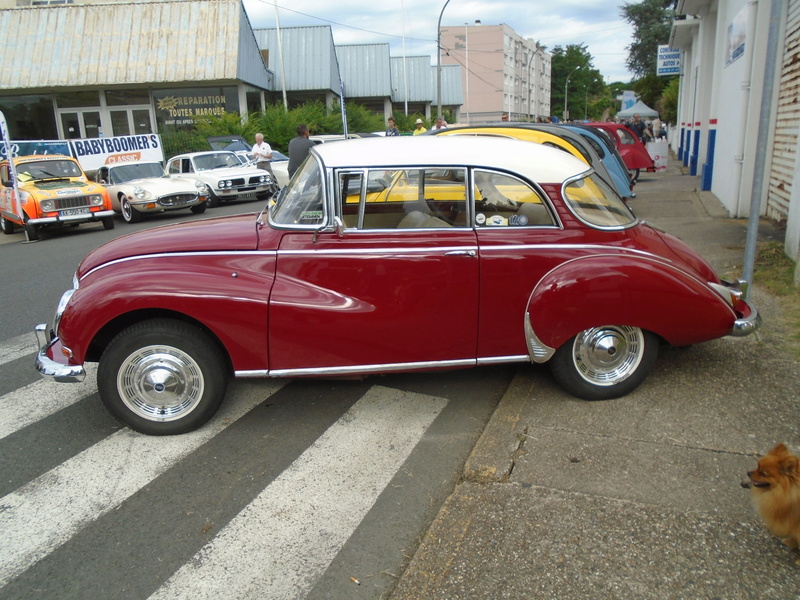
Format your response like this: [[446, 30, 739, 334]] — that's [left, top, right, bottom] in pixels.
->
[[267, 163, 480, 375]]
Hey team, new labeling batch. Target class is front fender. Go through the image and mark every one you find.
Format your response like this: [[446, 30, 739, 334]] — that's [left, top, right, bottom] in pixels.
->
[[527, 254, 737, 353], [57, 253, 276, 372]]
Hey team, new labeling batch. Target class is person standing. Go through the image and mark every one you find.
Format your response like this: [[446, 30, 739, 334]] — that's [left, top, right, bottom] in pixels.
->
[[385, 117, 400, 136], [413, 118, 427, 136], [629, 113, 647, 142], [252, 133, 274, 179], [287, 124, 316, 178], [431, 117, 447, 130]]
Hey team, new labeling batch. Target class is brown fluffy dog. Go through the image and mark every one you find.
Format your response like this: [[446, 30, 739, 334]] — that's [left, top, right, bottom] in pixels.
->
[[744, 443, 800, 565]]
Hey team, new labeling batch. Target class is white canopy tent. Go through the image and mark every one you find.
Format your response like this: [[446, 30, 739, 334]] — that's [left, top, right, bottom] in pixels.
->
[[616, 99, 659, 119]]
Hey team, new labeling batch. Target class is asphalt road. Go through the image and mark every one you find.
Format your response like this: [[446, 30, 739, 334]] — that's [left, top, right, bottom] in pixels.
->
[[0, 202, 516, 599]]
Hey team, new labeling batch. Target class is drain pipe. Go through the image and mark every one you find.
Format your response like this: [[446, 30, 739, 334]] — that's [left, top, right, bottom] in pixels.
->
[[742, 0, 783, 297]]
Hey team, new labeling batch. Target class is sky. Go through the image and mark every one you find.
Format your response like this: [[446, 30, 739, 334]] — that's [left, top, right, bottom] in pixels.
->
[[241, 0, 637, 84]]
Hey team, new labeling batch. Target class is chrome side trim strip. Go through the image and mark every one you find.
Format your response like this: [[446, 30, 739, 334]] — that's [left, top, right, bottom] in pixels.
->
[[476, 355, 530, 365], [266, 358, 476, 378], [82, 250, 278, 279]]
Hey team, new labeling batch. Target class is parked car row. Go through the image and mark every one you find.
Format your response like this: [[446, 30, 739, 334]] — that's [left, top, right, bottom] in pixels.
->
[[35, 135, 760, 435], [0, 147, 280, 239]]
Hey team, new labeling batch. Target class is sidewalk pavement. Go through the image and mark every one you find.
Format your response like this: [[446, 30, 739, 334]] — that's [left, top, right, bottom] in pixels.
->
[[389, 158, 800, 599]]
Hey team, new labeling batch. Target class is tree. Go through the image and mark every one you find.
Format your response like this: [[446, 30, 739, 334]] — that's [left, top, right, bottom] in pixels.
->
[[620, 0, 675, 78], [550, 44, 605, 121]]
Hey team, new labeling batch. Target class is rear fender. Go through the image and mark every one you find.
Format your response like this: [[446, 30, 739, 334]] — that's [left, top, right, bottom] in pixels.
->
[[527, 254, 737, 355]]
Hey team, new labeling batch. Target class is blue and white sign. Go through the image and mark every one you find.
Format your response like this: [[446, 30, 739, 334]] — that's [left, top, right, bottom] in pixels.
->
[[657, 45, 681, 76]]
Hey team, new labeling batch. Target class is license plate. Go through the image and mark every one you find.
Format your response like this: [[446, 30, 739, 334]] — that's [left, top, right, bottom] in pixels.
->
[[237, 193, 257, 200], [61, 208, 90, 216]]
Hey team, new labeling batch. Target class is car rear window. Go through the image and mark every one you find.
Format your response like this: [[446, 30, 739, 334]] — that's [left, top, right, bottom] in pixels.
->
[[563, 173, 636, 229]]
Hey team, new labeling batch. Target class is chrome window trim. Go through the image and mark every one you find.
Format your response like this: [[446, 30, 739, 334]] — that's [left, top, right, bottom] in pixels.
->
[[560, 170, 638, 231]]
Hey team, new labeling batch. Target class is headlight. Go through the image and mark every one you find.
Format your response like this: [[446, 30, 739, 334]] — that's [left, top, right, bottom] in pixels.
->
[[133, 187, 149, 200], [259, 175, 267, 183], [194, 179, 205, 191], [41, 199, 55, 212], [90, 194, 105, 206]]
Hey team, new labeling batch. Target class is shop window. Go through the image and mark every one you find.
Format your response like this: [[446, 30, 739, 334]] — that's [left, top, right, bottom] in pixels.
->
[[0, 95, 58, 139], [105, 89, 151, 106]]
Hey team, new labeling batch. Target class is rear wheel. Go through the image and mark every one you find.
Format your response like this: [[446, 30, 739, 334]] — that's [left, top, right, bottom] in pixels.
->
[[549, 326, 658, 401], [102, 215, 115, 230], [628, 168, 640, 183], [98, 319, 228, 435]]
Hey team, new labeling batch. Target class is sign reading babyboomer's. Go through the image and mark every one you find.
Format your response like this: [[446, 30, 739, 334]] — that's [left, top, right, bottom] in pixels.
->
[[657, 45, 681, 76]]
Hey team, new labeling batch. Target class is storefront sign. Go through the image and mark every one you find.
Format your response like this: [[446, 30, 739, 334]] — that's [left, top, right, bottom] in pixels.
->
[[657, 45, 681, 76]]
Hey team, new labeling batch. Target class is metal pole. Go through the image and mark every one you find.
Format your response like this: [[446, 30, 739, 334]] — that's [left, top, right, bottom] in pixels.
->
[[564, 66, 580, 120], [436, 0, 452, 121], [742, 0, 783, 297]]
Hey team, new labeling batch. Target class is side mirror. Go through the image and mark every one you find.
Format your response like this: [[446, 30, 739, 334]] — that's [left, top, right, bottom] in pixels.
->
[[1, 179, 12, 188]]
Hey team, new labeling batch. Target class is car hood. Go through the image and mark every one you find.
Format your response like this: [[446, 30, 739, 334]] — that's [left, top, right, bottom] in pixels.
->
[[77, 213, 260, 277], [199, 166, 258, 178], [114, 176, 200, 194], [22, 179, 104, 197]]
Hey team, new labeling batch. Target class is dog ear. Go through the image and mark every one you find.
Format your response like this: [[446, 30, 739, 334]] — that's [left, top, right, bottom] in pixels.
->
[[771, 442, 789, 456]]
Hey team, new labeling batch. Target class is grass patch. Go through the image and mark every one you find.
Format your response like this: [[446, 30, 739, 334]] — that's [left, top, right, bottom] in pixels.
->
[[754, 241, 800, 358]]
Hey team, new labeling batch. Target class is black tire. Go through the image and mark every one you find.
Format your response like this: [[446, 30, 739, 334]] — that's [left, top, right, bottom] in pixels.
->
[[102, 215, 115, 230], [190, 202, 207, 214], [120, 198, 142, 223], [24, 221, 39, 241], [97, 319, 228, 435], [1, 215, 14, 234], [628, 168, 640, 183], [206, 190, 221, 208], [549, 326, 658, 401]]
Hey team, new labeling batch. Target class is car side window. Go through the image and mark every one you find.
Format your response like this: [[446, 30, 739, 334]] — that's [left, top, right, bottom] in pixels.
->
[[473, 170, 555, 227], [344, 168, 467, 230]]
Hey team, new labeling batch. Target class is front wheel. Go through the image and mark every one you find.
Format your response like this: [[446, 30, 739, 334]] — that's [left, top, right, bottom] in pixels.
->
[[98, 319, 228, 435], [120, 198, 142, 223], [628, 168, 640, 183], [190, 202, 207, 214], [102, 215, 116, 230], [549, 326, 658, 401], [1, 215, 14, 234]]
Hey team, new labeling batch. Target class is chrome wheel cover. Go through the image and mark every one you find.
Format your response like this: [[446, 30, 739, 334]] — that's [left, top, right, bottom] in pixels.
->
[[117, 345, 205, 422], [572, 326, 644, 386], [121, 199, 134, 222]]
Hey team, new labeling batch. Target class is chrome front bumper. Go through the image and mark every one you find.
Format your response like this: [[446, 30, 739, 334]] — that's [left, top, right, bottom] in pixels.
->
[[34, 324, 86, 382]]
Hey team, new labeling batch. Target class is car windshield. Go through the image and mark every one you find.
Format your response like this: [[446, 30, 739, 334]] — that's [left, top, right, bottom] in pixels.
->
[[16, 159, 82, 182], [193, 153, 241, 171], [108, 163, 165, 184], [269, 157, 325, 227], [562, 173, 636, 228]]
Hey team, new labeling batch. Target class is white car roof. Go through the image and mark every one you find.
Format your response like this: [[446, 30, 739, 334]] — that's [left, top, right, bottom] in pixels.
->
[[311, 135, 590, 182]]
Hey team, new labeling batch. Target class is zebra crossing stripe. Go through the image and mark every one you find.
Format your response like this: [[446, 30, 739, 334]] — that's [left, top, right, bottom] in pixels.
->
[[149, 386, 448, 600], [0, 365, 98, 440], [0, 333, 36, 367], [0, 380, 286, 587]]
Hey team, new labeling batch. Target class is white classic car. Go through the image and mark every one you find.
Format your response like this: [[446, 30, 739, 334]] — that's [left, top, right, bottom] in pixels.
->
[[165, 151, 275, 207], [97, 161, 208, 223]]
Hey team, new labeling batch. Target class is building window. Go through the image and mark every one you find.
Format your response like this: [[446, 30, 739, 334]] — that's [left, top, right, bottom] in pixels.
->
[[55, 91, 101, 108], [0, 95, 58, 139]]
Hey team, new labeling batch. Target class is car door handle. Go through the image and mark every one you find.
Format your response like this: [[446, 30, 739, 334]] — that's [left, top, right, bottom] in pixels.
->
[[444, 250, 477, 257]]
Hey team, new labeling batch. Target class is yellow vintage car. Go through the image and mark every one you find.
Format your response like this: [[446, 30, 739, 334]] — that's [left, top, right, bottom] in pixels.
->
[[0, 154, 115, 241]]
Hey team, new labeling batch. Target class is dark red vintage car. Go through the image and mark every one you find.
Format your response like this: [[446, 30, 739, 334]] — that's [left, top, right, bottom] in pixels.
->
[[36, 136, 760, 435], [586, 122, 655, 182]]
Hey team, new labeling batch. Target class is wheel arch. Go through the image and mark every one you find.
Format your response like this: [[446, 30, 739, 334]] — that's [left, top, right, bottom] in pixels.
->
[[527, 254, 736, 354], [86, 309, 233, 376]]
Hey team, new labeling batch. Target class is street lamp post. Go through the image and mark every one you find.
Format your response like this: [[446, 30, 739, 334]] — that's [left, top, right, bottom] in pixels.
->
[[563, 65, 581, 121], [436, 0, 452, 122]]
